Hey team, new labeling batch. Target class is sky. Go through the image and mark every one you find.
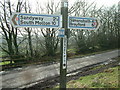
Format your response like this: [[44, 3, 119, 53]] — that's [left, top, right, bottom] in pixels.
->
[[0, 0, 119, 13], [28, 0, 119, 7], [26, 0, 119, 13], [85, 0, 119, 7], [4, 0, 119, 9]]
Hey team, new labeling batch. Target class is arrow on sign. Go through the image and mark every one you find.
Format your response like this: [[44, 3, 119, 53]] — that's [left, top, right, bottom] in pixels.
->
[[11, 14, 17, 25]]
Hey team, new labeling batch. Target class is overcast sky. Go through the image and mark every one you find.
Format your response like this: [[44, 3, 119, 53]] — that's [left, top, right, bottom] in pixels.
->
[[19, 0, 119, 14], [27, 0, 119, 7], [5, 0, 119, 8]]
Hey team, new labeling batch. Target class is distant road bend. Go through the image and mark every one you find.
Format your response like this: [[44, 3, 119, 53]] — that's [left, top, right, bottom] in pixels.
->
[[1, 49, 119, 89]]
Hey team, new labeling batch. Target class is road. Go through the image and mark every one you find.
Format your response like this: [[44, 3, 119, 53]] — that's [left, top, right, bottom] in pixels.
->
[[1, 49, 119, 89]]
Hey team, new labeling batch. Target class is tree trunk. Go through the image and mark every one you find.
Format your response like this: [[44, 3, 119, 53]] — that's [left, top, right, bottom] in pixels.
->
[[28, 29, 33, 57], [13, 31, 19, 55], [8, 33, 14, 64]]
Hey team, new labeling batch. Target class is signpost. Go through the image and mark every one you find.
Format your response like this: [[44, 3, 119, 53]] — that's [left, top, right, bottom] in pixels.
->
[[60, 0, 68, 89], [10, 13, 62, 28], [10, 1, 100, 90], [68, 16, 100, 30]]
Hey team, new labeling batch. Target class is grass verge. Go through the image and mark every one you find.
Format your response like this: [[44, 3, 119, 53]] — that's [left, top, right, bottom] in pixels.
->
[[53, 66, 119, 89], [67, 66, 118, 88]]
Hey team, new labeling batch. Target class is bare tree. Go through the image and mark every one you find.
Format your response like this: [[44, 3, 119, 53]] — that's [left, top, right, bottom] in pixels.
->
[[23, 1, 34, 57], [0, 0, 23, 57], [35, 1, 60, 56], [69, 1, 119, 53]]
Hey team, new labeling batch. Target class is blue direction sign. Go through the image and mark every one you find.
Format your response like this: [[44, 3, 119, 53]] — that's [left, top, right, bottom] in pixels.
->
[[10, 13, 62, 28], [68, 16, 100, 30]]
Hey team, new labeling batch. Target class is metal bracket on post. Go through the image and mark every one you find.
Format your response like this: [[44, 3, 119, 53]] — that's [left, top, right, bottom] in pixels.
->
[[61, 1, 68, 7], [58, 29, 65, 38]]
